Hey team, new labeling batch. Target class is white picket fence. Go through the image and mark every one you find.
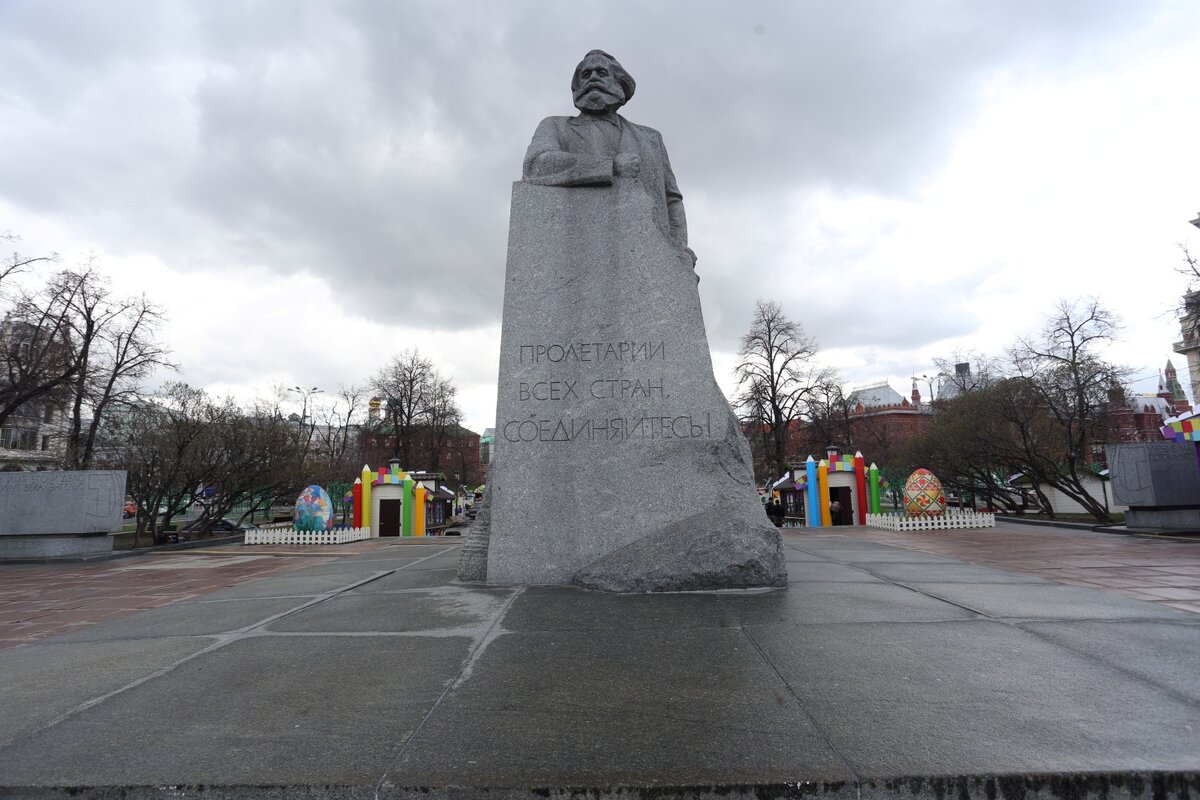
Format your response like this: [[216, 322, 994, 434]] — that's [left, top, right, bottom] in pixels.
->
[[244, 527, 372, 546], [866, 511, 995, 532]]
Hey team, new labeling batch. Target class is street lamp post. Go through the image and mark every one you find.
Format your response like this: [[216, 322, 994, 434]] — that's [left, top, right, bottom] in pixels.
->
[[912, 374, 943, 409], [288, 385, 325, 425], [287, 386, 324, 460]]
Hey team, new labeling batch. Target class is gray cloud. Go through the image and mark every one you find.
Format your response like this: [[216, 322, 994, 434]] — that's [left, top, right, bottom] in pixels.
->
[[0, 0, 1181, 412]]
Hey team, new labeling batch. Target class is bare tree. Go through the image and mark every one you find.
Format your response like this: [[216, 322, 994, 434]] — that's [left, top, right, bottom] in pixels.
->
[[0, 231, 58, 293], [1, 251, 173, 463], [422, 373, 462, 473], [804, 377, 856, 452], [58, 266, 174, 468], [374, 350, 433, 467], [0, 271, 86, 431], [107, 384, 215, 545], [1001, 298, 1130, 521], [105, 385, 311, 544], [196, 399, 307, 529], [898, 387, 1027, 513], [895, 300, 1130, 522], [1172, 246, 1200, 377], [931, 350, 1002, 400], [734, 300, 828, 479], [307, 385, 366, 485], [733, 379, 773, 479], [366, 349, 468, 477], [1175, 243, 1200, 286]]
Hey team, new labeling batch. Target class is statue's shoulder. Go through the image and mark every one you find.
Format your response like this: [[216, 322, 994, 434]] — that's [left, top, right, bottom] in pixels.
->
[[628, 119, 662, 135], [535, 115, 574, 130], [622, 117, 666, 143]]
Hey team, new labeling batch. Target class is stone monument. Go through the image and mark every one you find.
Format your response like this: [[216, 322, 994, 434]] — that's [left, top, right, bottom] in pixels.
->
[[1106, 442, 1200, 529], [458, 50, 787, 591], [0, 470, 126, 558]]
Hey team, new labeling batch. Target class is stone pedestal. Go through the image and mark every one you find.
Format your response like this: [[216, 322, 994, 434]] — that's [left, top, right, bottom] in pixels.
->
[[1107, 442, 1200, 530], [0, 471, 125, 559], [1124, 507, 1200, 529], [459, 182, 786, 591], [0, 533, 114, 559]]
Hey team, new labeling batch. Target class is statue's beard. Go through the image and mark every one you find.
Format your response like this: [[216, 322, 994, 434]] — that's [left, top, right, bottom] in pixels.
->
[[574, 84, 625, 114]]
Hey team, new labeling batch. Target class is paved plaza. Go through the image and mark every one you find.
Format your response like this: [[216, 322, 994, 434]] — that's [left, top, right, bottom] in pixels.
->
[[1, 521, 1199, 798]]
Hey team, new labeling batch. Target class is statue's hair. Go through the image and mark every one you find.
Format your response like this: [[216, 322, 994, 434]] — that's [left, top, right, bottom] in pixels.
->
[[571, 49, 636, 102]]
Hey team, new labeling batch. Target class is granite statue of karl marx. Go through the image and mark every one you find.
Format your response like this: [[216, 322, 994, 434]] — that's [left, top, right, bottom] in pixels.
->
[[523, 49, 695, 266]]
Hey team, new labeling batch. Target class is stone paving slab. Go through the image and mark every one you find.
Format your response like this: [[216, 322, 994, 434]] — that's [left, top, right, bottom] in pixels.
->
[[46, 595, 309, 642], [781, 561, 882, 582], [844, 561, 1054, 584], [907, 581, 1193, 620], [795, 547, 962, 564], [387, 626, 854, 787], [0, 635, 472, 786], [821, 521, 1200, 613], [499, 585, 734, 631], [747, 618, 1200, 777], [719, 581, 979, 625], [1024, 619, 1200, 702], [0, 532, 1198, 799], [0, 547, 353, 648], [0, 636, 215, 743], [194, 570, 392, 601], [267, 585, 511, 634], [351, 566, 466, 591]]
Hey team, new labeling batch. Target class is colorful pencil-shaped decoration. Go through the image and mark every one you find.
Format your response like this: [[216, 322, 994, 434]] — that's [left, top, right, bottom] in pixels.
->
[[868, 463, 880, 514], [352, 479, 363, 528], [360, 465, 372, 529], [854, 451, 867, 525], [402, 475, 415, 537], [413, 485, 427, 537], [806, 456, 819, 528], [818, 459, 831, 527]]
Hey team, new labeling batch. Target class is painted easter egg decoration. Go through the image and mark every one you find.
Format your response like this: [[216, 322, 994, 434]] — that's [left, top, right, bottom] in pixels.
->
[[903, 469, 946, 517], [294, 485, 334, 531]]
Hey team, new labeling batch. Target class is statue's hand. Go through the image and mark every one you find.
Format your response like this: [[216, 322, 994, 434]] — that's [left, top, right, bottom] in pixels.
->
[[614, 152, 640, 177]]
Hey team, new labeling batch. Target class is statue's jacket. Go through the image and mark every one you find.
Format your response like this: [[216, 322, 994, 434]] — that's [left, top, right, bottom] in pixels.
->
[[522, 114, 689, 252]]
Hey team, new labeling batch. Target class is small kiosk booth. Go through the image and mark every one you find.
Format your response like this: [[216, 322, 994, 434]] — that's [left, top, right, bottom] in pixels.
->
[[774, 447, 883, 528], [357, 460, 430, 538]]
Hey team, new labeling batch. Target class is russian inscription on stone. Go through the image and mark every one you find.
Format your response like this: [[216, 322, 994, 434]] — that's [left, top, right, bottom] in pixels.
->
[[0, 470, 126, 536], [458, 50, 786, 591], [1106, 443, 1200, 507]]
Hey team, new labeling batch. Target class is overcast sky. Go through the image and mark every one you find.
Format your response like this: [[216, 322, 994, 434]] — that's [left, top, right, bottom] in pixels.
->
[[4, 1, 1200, 434]]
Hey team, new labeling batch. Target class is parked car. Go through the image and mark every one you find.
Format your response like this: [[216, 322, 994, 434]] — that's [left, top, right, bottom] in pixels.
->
[[268, 505, 294, 522], [181, 518, 258, 534]]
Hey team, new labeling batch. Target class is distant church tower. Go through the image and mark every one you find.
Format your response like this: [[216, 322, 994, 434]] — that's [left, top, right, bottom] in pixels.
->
[[1162, 359, 1192, 415], [1174, 290, 1200, 409]]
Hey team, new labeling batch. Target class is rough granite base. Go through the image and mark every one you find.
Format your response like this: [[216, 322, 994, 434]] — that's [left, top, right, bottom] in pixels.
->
[[1124, 507, 1200, 529], [0, 533, 114, 559], [458, 181, 786, 592]]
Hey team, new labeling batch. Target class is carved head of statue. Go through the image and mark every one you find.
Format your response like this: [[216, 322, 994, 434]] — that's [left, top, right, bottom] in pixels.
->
[[571, 50, 636, 114]]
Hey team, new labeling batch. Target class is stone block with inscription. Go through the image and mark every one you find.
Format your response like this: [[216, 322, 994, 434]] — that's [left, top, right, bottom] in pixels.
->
[[1106, 442, 1200, 507], [0, 470, 126, 558], [459, 181, 786, 591]]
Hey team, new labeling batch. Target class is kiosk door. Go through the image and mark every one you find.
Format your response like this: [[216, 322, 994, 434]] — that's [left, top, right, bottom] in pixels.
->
[[379, 499, 402, 537]]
